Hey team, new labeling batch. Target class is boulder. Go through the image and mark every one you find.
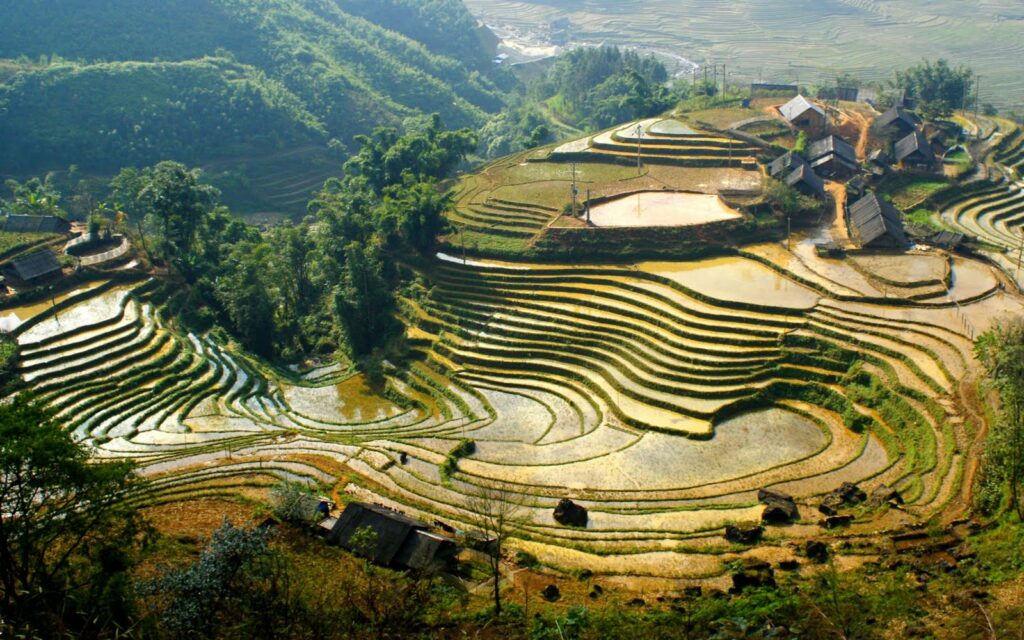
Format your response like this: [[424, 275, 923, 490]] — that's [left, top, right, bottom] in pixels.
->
[[553, 499, 588, 527], [820, 515, 854, 529], [730, 560, 776, 593], [762, 498, 799, 524], [819, 482, 867, 515], [870, 485, 903, 506], [805, 540, 830, 563], [758, 488, 794, 504], [724, 524, 764, 545], [541, 584, 561, 602], [759, 488, 799, 524]]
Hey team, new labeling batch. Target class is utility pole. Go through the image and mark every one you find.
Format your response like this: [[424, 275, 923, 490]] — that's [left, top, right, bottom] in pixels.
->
[[571, 162, 579, 218], [635, 123, 644, 175], [585, 188, 591, 224], [1017, 227, 1023, 281], [460, 223, 467, 265], [722, 63, 727, 97], [975, 75, 982, 139], [787, 215, 792, 251]]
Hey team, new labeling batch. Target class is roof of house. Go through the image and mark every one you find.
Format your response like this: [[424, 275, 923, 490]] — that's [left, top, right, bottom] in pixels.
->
[[785, 163, 825, 196], [929, 230, 965, 249], [876, 105, 918, 131], [3, 215, 70, 234], [393, 530, 456, 571], [895, 131, 935, 164], [848, 192, 907, 247], [810, 152, 860, 176], [6, 249, 62, 281], [327, 502, 430, 567], [779, 95, 825, 123], [807, 135, 857, 165], [769, 151, 807, 178]]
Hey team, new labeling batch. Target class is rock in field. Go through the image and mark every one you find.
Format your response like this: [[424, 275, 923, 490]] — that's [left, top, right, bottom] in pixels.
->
[[553, 498, 588, 527], [730, 560, 776, 593], [805, 540, 830, 563], [542, 584, 561, 602], [820, 514, 855, 529], [870, 485, 904, 506], [724, 524, 764, 545], [819, 482, 867, 515], [759, 489, 799, 524]]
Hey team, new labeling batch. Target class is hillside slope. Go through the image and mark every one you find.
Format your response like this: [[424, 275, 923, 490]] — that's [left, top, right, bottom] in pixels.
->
[[0, 0, 506, 216]]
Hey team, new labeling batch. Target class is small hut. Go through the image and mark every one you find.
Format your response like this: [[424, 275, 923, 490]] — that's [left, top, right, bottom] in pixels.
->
[[327, 502, 456, 571]]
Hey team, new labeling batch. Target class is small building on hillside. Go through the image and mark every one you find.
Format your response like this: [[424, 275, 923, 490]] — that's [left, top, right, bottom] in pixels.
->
[[929, 230, 965, 250], [327, 502, 456, 571], [785, 163, 826, 197], [768, 151, 806, 179], [768, 151, 824, 197], [779, 95, 827, 131], [895, 131, 936, 169], [836, 86, 859, 102], [3, 215, 71, 235], [3, 249, 63, 283], [847, 192, 908, 249], [874, 105, 919, 136], [807, 135, 859, 179]]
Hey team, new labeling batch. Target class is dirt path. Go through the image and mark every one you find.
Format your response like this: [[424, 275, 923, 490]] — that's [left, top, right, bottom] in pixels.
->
[[850, 109, 872, 160], [824, 181, 851, 246]]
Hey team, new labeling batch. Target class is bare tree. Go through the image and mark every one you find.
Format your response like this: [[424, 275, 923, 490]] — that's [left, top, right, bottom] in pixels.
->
[[466, 482, 529, 616]]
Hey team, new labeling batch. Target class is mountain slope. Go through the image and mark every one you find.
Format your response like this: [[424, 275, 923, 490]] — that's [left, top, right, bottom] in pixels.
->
[[0, 0, 506, 215]]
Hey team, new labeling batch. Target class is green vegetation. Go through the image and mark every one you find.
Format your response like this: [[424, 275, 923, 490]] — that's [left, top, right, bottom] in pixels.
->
[[894, 59, 974, 118], [533, 47, 673, 130], [876, 173, 950, 210], [0, 394, 144, 638], [105, 115, 474, 362], [975, 318, 1024, 517], [0, 0, 507, 215]]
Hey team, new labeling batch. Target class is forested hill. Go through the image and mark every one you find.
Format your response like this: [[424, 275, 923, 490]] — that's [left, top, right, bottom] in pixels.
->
[[0, 0, 506, 215]]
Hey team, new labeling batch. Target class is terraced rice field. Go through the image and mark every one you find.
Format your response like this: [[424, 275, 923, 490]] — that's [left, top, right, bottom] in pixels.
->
[[445, 119, 762, 254], [10, 244, 1021, 580], [937, 125, 1024, 278], [588, 192, 742, 228], [552, 118, 760, 169], [464, 0, 1024, 110]]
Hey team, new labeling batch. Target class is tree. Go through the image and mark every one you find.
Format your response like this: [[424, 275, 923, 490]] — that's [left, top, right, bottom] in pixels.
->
[[975, 318, 1024, 519], [2, 174, 65, 218], [144, 520, 275, 639], [136, 161, 220, 282], [334, 241, 395, 356], [893, 59, 974, 119], [0, 394, 145, 637], [467, 483, 529, 616]]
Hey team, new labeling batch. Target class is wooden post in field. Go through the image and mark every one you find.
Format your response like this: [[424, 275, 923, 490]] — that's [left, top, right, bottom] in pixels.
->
[[635, 123, 644, 175]]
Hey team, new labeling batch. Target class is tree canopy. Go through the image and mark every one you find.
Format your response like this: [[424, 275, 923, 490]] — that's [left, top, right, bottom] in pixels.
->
[[894, 59, 974, 118], [0, 394, 144, 637]]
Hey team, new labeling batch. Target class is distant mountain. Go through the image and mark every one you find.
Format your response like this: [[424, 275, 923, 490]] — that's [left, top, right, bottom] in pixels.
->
[[0, 0, 507, 216]]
